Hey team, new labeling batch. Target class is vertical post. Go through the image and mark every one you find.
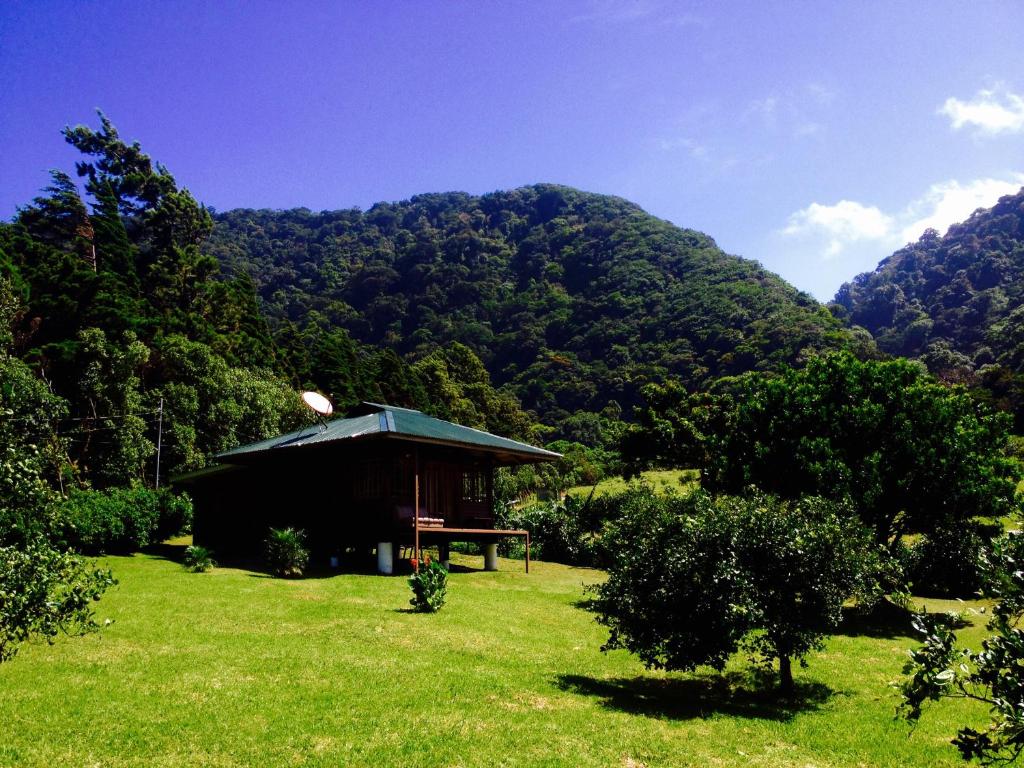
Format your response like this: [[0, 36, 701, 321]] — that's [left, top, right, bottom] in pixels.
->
[[525, 532, 530, 574], [155, 397, 164, 489], [484, 542, 498, 571], [413, 447, 420, 571], [376, 542, 394, 575]]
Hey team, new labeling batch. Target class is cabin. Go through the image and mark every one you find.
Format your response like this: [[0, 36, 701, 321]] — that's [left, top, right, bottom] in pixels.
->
[[173, 402, 560, 573]]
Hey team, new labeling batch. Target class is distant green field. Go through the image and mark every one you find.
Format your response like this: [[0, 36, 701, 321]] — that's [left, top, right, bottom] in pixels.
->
[[0, 538, 992, 767], [567, 469, 699, 499]]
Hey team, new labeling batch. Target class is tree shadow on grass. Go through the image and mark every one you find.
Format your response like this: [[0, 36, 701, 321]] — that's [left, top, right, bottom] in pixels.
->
[[554, 671, 837, 722], [836, 599, 918, 639], [141, 541, 189, 564]]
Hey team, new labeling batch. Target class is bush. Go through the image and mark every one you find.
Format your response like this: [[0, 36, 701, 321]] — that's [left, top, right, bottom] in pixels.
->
[[265, 527, 309, 578], [593, 489, 882, 693], [905, 524, 987, 597], [60, 487, 193, 554], [408, 558, 448, 612], [0, 539, 116, 663], [183, 545, 214, 573], [496, 491, 633, 567]]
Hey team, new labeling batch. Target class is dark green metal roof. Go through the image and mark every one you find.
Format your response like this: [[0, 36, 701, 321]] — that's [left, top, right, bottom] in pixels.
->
[[213, 402, 560, 464]]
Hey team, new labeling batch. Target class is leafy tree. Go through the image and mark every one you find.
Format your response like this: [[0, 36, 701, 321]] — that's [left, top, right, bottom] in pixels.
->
[[0, 280, 69, 545], [593, 489, 881, 693], [623, 353, 1020, 546], [0, 540, 115, 663], [69, 327, 152, 487], [900, 529, 1024, 763]]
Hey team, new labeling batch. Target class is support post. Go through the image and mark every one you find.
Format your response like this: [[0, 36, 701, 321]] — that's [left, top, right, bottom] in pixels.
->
[[376, 542, 394, 575], [439, 541, 450, 569], [155, 397, 164, 489], [525, 532, 530, 574], [484, 542, 498, 571], [413, 448, 420, 571]]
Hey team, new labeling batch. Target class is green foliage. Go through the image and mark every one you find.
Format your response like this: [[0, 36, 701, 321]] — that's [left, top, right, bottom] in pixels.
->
[[900, 529, 1024, 764], [497, 497, 602, 566], [623, 353, 1021, 546], [2, 115, 297, 490], [408, 558, 448, 612], [183, 545, 214, 573], [0, 539, 115, 663], [904, 524, 989, 598], [593, 489, 881, 692], [207, 186, 869, 425], [265, 527, 309, 578], [60, 487, 192, 554], [0, 308, 69, 546], [835, 187, 1024, 427]]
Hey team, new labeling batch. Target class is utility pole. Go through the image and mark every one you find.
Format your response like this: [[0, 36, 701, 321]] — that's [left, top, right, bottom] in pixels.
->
[[155, 397, 164, 489]]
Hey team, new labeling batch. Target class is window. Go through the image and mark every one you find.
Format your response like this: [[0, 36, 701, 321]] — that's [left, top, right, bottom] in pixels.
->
[[461, 471, 488, 503]]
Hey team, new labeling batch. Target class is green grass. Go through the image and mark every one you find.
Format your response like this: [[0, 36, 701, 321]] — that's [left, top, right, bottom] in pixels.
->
[[568, 469, 700, 499], [0, 541, 993, 768]]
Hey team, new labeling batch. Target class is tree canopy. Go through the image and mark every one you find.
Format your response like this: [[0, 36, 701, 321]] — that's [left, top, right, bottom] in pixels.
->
[[834, 186, 1024, 427], [622, 353, 1021, 545], [206, 188, 870, 426], [593, 489, 880, 693]]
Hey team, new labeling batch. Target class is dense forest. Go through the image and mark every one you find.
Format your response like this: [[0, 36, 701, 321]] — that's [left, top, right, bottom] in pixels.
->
[[207, 187, 871, 427], [833, 187, 1024, 426], [0, 115, 534, 492]]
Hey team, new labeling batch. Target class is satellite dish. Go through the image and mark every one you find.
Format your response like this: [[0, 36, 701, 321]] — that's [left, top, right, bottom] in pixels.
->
[[302, 391, 334, 417]]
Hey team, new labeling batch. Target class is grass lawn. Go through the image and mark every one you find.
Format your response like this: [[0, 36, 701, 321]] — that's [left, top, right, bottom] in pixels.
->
[[567, 469, 700, 499], [0, 541, 992, 768]]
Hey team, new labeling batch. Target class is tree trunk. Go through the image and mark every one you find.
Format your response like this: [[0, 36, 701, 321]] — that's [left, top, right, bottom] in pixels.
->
[[779, 655, 794, 695]]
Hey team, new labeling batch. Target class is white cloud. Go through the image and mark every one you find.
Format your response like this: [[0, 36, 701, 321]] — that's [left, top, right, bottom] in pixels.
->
[[744, 86, 834, 139], [940, 87, 1024, 135], [657, 136, 709, 160], [783, 200, 894, 258], [900, 176, 1024, 241], [782, 175, 1024, 259]]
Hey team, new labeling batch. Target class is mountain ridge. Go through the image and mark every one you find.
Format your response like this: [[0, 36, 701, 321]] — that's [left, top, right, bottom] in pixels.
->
[[206, 183, 869, 423]]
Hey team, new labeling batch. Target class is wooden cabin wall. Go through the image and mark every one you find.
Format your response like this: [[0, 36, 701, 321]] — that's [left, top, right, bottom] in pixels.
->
[[187, 442, 503, 562]]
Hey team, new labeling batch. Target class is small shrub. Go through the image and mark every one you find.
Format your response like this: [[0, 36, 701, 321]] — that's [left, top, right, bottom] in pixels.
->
[[265, 527, 309, 578], [408, 558, 448, 612], [907, 524, 987, 597], [183, 545, 214, 573], [154, 490, 193, 541]]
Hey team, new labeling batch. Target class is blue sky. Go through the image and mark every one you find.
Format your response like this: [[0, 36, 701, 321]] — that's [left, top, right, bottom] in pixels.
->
[[2, 0, 1023, 300]]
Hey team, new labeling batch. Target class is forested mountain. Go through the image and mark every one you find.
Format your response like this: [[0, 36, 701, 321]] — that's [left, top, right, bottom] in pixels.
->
[[207, 186, 868, 424], [833, 187, 1024, 425]]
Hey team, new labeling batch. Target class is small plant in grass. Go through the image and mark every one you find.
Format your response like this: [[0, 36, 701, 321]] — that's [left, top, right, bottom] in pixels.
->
[[183, 545, 215, 573], [408, 557, 448, 612], [265, 527, 309, 578]]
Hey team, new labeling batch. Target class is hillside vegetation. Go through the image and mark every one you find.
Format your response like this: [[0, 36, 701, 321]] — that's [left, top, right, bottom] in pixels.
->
[[834, 187, 1024, 425], [208, 186, 868, 424]]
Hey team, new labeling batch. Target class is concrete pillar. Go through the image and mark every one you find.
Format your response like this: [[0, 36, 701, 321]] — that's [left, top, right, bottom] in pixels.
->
[[483, 542, 498, 571], [377, 542, 394, 575], [438, 542, 450, 570]]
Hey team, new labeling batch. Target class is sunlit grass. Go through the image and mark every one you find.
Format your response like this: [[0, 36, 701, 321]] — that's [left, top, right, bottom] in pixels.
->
[[567, 469, 699, 499], [0, 539, 992, 767]]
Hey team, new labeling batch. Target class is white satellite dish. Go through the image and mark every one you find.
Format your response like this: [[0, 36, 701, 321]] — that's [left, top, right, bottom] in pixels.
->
[[302, 391, 334, 416]]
